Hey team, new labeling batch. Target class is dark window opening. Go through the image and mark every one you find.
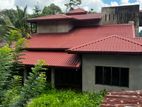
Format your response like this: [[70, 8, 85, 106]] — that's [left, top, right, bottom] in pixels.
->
[[105, 14, 107, 21], [31, 22, 37, 33], [108, 14, 111, 21], [95, 66, 129, 87], [113, 14, 115, 21]]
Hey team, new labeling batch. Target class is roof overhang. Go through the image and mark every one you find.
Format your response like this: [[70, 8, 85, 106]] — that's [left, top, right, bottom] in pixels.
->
[[20, 51, 81, 69]]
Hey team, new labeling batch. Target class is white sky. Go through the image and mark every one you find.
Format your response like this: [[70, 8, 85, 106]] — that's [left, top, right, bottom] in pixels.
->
[[0, 0, 141, 13]]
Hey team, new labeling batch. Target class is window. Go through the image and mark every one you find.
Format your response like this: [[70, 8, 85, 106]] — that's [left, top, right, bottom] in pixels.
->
[[105, 14, 107, 21], [95, 66, 129, 87], [31, 23, 37, 33], [113, 14, 115, 21], [108, 14, 111, 21]]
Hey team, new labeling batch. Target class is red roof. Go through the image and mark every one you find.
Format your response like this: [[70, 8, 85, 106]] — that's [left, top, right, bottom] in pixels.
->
[[66, 8, 87, 15], [28, 13, 101, 22], [27, 14, 73, 22], [68, 35, 142, 54], [21, 51, 80, 68], [71, 13, 102, 20], [26, 24, 134, 50]]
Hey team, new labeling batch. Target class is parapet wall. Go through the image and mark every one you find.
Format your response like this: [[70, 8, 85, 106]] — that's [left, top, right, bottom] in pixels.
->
[[101, 5, 139, 34]]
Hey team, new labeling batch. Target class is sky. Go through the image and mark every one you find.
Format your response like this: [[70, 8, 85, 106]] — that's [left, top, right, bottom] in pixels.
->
[[0, 0, 142, 13]]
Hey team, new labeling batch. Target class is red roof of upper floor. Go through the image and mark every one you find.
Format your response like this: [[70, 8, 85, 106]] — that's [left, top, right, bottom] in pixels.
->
[[26, 24, 135, 50], [27, 8, 102, 22]]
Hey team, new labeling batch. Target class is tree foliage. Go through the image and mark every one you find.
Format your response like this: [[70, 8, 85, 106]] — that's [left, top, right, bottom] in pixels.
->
[[32, 5, 42, 17], [0, 46, 13, 104], [14, 6, 30, 36], [11, 60, 47, 107], [42, 3, 62, 16], [0, 9, 17, 26], [65, 0, 82, 11], [0, 6, 30, 38]]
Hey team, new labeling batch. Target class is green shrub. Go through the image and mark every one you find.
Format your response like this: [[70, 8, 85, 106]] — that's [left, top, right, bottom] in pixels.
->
[[27, 90, 105, 107], [11, 60, 47, 107], [0, 46, 13, 104], [2, 76, 22, 107]]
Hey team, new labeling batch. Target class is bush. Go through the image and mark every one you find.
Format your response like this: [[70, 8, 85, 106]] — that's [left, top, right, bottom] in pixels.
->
[[0, 46, 13, 104], [11, 60, 47, 107], [27, 90, 105, 107]]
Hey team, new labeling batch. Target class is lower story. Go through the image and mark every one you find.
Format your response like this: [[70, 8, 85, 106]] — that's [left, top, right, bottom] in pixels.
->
[[21, 51, 142, 92]]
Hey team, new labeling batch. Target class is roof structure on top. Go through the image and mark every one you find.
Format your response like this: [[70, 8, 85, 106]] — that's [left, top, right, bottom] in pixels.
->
[[27, 14, 73, 22], [27, 8, 102, 22], [68, 35, 142, 54], [26, 24, 135, 50], [66, 8, 87, 15]]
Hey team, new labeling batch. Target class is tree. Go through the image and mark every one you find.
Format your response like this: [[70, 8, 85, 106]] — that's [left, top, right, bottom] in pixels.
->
[[0, 14, 14, 40], [42, 3, 62, 16], [0, 46, 13, 104], [65, 0, 82, 11], [14, 6, 30, 36], [11, 60, 47, 107], [0, 6, 30, 38], [32, 5, 42, 17], [0, 9, 17, 26]]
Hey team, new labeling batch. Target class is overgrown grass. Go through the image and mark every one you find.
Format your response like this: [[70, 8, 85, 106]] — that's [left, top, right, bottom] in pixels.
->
[[27, 89, 106, 107]]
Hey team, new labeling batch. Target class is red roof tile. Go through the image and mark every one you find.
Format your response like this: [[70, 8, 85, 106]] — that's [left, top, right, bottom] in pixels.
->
[[66, 8, 87, 15], [21, 51, 80, 68], [27, 14, 73, 22], [71, 13, 102, 20], [26, 24, 134, 50], [28, 13, 101, 22], [68, 35, 142, 54]]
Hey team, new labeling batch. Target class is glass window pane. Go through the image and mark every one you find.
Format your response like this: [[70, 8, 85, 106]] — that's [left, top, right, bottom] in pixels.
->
[[112, 67, 120, 86], [104, 67, 111, 85], [95, 66, 103, 84], [120, 68, 129, 87]]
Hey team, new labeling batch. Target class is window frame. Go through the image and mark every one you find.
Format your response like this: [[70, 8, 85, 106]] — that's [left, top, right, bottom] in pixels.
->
[[95, 66, 129, 87]]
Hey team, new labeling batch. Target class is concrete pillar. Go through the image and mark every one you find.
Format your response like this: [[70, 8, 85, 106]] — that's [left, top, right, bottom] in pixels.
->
[[23, 70, 27, 84], [51, 68, 55, 88]]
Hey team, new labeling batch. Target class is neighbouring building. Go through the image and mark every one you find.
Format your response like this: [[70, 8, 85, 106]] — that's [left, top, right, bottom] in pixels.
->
[[21, 5, 142, 92]]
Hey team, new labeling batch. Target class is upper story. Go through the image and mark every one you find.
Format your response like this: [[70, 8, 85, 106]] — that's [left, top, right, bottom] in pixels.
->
[[27, 5, 142, 35]]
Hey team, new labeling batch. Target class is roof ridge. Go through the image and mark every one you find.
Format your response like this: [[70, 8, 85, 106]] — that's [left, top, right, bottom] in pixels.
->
[[69, 35, 115, 51], [114, 35, 142, 46], [69, 35, 142, 51]]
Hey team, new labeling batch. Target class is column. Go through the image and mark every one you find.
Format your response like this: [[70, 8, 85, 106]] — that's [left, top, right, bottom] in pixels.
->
[[23, 70, 27, 84], [51, 68, 55, 88]]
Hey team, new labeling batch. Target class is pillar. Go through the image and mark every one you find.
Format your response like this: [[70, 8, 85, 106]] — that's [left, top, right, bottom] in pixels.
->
[[23, 70, 27, 84], [51, 68, 55, 88]]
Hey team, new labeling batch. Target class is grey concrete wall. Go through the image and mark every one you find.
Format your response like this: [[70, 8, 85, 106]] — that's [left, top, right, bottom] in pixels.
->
[[82, 54, 142, 92], [37, 20, 73, 33], [101, 5, 139, 34]]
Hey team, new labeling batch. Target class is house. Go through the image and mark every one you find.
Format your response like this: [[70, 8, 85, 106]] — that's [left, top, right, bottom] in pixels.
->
[[21, 5, 142, 92]]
